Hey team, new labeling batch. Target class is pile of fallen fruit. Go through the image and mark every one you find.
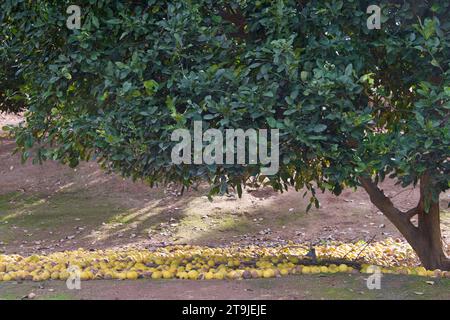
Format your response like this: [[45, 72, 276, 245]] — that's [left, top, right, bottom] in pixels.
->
[[1, 239, 449, 281]]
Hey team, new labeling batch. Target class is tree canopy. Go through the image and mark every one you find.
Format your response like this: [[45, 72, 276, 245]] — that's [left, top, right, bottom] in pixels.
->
[[1, 0, 449, 269]]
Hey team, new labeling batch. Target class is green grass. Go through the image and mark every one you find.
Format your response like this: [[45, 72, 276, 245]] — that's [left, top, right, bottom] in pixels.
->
[[42, 293, 75, 300], [250, 274, 450, 300], [0, 190, 126, 245], [0, 275, 448, 300]]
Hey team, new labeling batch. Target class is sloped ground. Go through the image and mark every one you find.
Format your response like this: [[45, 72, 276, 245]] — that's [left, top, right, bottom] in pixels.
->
[[1, 114, 449, 257], [0, 114, 449, 299], [2, 135, 449, 257]]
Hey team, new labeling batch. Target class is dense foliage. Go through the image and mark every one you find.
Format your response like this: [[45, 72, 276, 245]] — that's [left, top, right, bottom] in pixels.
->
[[1, 0, 448, 194], [1, 0, 449, 267]]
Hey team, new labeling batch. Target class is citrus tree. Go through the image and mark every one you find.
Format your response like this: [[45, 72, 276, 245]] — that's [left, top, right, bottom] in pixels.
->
[[1, 0, 449, 270], [0, 55, 26, 113]]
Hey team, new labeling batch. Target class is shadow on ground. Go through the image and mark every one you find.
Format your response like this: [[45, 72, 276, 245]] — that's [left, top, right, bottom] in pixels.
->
[[1, 133, 449, 256]]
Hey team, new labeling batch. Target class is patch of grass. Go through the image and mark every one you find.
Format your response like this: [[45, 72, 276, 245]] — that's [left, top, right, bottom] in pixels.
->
[[1, 191, 123, 228], [175, 215, 210, 241], [0, 292, 20, 300], [0, 192, 36, 212], [216, 216, 242, 231], [0, 192, 16, 210], [250, 274, 450, 300], [401, 276, 450, 299], [0, 282, 76, 300], [108, 213, 135, 225], [174, 212, 256, 243], [0, 190, 128, 246], [0, 275, 449, 300], [273, 212, 305, 227], [42, 293, 75, 300]]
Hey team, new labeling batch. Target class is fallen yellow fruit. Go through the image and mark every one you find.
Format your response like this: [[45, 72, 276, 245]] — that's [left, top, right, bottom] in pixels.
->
[[188, 270, 199, 280], [320, 266, 329, 273], [126, 271, 139, 280], [263, 269, 275, 278], [204, 272, 214, 280], [302, 266, 311, 274], [338, 264, 348, 273], [0, 241, 446, 282]]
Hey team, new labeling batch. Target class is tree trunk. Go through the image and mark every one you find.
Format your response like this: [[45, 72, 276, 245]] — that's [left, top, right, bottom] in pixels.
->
[[359, 176, 450, 271], [413, 174, 450, 270], [414, 199, 450, 270]]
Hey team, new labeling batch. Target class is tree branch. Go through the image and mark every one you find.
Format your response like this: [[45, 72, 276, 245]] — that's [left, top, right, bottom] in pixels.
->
[[359, 177, 418, 242], [404, 207, 419, 220], [360, 177, 403, 217], [218, 5, 248, 39]]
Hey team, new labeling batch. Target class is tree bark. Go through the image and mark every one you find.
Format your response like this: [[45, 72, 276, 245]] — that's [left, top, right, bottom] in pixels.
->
[[414, 174, 450, 270], [359, 176, 450, 271]]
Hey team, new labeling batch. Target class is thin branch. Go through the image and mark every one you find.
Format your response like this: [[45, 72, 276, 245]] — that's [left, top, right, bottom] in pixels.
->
[[389, 186, 415, 199], [354, 235, 377, 261], [404, 207, 419, 219]]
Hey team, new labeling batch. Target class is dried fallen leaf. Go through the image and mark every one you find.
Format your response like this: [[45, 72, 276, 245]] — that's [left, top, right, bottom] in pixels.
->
[[21, 292, 36, 300]]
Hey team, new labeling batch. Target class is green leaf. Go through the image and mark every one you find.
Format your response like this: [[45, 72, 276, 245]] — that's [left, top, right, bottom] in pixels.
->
[[122, 81, 132, 93], [300, 71, 309, 81], [267, 117, 278, 128], [143, 79, 159, 95], [344, 64, 353, 77], [415, 112, 425, 127], [313, 124, 327, 133], [431, 59, 440, 68], [422, 18, 436, 40]]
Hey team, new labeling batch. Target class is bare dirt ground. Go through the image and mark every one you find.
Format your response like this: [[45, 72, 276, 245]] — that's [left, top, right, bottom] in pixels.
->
[[1, 113, 449, 300], [1, 114, 449, 256], [3, 133, 449, 256]]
